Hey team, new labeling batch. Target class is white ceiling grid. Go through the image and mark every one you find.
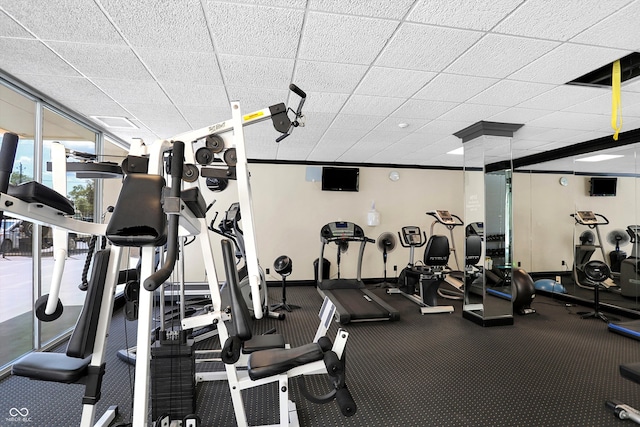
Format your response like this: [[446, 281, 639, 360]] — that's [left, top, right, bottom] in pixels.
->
[[0, 0, 638, 170]]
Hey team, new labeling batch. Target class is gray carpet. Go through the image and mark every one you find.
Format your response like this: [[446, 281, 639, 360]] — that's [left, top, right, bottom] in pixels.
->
[[1, 286, 640, 426]]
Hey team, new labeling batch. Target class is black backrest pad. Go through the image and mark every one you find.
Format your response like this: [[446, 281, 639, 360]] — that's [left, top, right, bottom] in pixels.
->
[[8, 181, 75, 215], [465, 235, 482, 266], [106, 174, 167, 247], [221, 239, 253, 341], [424, 235, 450, 266], [67, 249, 110, 358]]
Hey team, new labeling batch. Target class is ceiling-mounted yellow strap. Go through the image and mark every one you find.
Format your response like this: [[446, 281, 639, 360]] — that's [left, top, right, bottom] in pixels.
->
[[612, 59, 622, 140]]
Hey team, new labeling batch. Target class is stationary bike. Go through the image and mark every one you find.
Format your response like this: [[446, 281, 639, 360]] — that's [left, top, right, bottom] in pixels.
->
[[571, 211, 615, 289], [387, 226, 454, 314]]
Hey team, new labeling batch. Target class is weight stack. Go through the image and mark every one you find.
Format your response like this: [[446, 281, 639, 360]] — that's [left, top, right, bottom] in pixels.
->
[[151, 337, 196, 421]]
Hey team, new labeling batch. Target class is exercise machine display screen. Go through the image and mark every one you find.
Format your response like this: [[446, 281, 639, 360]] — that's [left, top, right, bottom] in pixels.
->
[[401, 226, 422, 245], [576, 211, 598, 224], [321, 221, 364, 240], [436, 210, 455, 225]]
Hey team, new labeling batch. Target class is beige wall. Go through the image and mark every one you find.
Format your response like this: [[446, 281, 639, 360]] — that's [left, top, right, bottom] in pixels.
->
[[513, 172, 639, 272]]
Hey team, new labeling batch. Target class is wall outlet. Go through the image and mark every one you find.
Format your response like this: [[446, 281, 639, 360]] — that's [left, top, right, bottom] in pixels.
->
[[555, 275, 562, 284], [393, 265, 397, 271], [561, 260, 566, 266], [266, 268, 270, 275]]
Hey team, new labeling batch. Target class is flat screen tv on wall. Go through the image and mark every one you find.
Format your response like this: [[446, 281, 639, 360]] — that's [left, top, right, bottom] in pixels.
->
[[589, 177, 617, 196], [321, 167, 359, 192]]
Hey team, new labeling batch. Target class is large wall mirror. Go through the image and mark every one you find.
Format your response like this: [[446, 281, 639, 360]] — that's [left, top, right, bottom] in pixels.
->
[[513, 135, 640, 315]]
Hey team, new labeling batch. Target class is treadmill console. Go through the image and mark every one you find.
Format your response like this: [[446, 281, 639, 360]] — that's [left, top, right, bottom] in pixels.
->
[[466, 222, 484, 239], [576, 211, 598, 225], [401, 226, 423, 246], [321, 221, 365, 241]]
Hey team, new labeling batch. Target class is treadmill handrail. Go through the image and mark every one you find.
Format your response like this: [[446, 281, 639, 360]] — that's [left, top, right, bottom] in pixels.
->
[[321, 236, 374, 244]]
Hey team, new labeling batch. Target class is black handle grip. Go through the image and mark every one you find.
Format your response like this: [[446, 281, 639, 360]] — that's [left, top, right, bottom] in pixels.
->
[[0, 132, 19, 194], [143, 141, 185, 291], [289, 83, 306, 99], [335, 387, 357, 417]]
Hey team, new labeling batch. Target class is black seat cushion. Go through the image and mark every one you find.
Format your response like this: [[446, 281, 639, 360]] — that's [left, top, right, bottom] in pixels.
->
[[247, 343, 324, 380], [8, 182, 75, 215], [12, 352, 90, 383], [242, 334, 286, 354]]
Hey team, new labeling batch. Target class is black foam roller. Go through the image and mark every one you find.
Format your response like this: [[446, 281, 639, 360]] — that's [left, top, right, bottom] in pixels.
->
[[335, 387, 357, 417]]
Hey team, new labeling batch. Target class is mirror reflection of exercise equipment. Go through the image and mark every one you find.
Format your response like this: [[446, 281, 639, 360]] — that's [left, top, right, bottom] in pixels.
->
[[425, 210, 465, 299], [571, 211, 615, 289], [270, 255, 299, 312], [578, 260, 619, 323]]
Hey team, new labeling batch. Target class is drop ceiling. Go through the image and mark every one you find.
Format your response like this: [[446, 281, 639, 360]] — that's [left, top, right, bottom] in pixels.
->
[[1, 0, 640, 172]]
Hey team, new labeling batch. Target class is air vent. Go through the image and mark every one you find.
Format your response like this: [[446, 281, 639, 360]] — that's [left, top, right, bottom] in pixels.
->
[[567, 52, 640, 88]]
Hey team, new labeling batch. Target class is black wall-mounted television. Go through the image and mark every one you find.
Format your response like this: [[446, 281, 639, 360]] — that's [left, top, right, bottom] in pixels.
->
[[589, 177, 617, 196], [322, 167, 359, 192]]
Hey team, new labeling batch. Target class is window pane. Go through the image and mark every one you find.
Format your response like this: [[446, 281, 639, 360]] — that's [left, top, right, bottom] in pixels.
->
[[40, 108, 97, 346], [0, 84, 35, 368]]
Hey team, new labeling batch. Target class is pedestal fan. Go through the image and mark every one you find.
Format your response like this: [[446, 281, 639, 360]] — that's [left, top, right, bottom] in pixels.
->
[[377, 232, 396, 287]]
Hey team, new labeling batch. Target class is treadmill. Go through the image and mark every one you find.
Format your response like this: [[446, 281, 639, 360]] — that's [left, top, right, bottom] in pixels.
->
[[317, 221, 400, 324]]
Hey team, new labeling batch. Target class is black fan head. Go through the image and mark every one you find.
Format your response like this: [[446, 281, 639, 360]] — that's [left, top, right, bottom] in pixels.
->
[[273, 255, 292, 276], [583, 260, 610, 282], [607, 229, 630, 250], [336, 240, 349, 253], [579, 230, 595, 245], [377, 232, 396, 253]]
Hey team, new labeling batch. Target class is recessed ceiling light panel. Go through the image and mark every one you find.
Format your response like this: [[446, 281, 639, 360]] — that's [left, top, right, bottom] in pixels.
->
[[575, 154, 624, 162], [91, 116, 138, 129]]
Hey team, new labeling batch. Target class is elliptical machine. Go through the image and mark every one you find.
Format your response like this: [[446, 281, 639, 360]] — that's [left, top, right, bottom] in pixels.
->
[[620, 225, 640, 297]]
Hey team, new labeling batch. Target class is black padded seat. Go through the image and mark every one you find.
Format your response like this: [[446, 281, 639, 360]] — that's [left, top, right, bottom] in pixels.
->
[[8, 181, 75, 215], [11, 353, 90, 383], [247, 342, 324, 380], [242, 334, 286, 354]]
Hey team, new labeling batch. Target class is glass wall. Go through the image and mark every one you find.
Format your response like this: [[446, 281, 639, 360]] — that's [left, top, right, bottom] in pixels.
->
[[0, 83, 36, 368], [0, 77, 113, 372]]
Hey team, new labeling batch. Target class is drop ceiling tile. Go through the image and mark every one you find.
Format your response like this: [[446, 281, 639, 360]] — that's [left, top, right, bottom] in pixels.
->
[[526, 110, 609, 131], [101, 0, 212, 51], [0, 38, 80, 77], [517, 84, 607, 110], [299, 92, 349, 113], [571, 1, 640, 49], [565, 92, 640, 115], [414, 120, 471, 135], [122, 104, 185, 122], [486, 107, 552, 123], [294, 60, 368, 93], [0, 0, 125, 44], [341, 95, 406, 116], [179, 105, 236, 129], [509, 43, 630, 84], [288, 111, 336, 136], [92, 78, 172, 105], [559, 130, 611, 144], [445, 34, 559, 78], [202, 1, 304, 57], [63, 99, 130, 119], [355, 67, 436, 98], [413, 73, 498, 102], [225, 86, 289, 113], [275, 145, 315, 161], [376, 23, 483, 72], [137, 49, 223, 85], [247, 144, 278, 160], [309, 0, 414, 19], [493, 0, 631, 41], [623, 78, 640, 93], [390, 99, 459, 120], [218, 55, 294, 89], [139, 118, 192, 139], [299, 12, 398, 65], [13, 75, 112, 103], [532, 128, 589, 142], [373, 117, 431, 133], [0, 11, 33, 38], [511, 125, 554, 140], [330, 114, 386, 131], [408, 0, 524, 31], [48, 42, 152, 80], [468, 80, 555, 107], [435, 103, 508, 122], [161, 83, 228, 107]]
